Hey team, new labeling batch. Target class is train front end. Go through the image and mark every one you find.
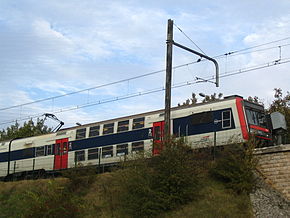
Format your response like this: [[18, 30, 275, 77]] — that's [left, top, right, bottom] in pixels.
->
[[243, 100, 272, 145]]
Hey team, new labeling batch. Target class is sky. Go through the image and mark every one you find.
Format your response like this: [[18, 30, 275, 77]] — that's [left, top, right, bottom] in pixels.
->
[[0, 0, 290, 129]]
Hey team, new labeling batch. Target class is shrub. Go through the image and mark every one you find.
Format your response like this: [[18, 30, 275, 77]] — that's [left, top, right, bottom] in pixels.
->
[[210, 139, 257, 194], [0, 180, 85, 218], [62, 165, 96, 194], [115, 138, 202, 217]]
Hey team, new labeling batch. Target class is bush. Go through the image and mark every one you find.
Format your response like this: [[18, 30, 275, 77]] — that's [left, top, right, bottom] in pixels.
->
[[62, 165, 96, 194], [0, 166, 99, 218], [210, 140, 257, 194], [115, 138, 202, 217], [0, 180, 85, 218]]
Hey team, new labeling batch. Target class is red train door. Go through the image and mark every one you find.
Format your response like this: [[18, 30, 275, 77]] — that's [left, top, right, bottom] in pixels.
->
[[153, 121, 165, 155], [54, 138, 69, 170]]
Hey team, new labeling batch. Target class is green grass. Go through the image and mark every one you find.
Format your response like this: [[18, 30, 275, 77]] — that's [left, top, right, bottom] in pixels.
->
[[164, 179, 253, 218]]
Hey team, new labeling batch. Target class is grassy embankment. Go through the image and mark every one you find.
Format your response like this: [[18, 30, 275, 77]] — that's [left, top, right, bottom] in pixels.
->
[[0, 140, 256, 218]]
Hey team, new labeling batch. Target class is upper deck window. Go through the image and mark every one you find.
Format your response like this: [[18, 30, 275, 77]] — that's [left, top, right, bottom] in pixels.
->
[[117, 120, 129, 132], [103, 123, 114, 135], [222, 110, 231, 129], [89, 125, 100, 137], [191, 112, 213, 125], [133, 117, 145, 129], [76, 128, 86, 139]]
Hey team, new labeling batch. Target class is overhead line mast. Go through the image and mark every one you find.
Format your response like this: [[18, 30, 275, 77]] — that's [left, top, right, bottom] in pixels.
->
[[164, 19, 219, 142]]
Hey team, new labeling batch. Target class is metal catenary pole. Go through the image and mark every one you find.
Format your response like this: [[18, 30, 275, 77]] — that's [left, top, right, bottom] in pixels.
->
[[164, 19, 219, 142], [164, 19, 173, 142]]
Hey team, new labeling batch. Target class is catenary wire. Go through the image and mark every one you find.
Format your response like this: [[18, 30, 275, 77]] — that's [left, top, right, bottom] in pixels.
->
[[1, 57, 290, 126], [173, 23, 207, 55]]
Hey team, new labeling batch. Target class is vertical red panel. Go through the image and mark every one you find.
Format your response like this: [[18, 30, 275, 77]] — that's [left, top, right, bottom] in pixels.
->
[[153, 121, 165, 155], [236, 98, 249, 140], [54, 138, 69, 170]]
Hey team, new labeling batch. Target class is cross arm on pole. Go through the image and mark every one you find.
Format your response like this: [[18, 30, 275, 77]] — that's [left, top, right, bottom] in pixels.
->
[[171, 41, 219, 87]]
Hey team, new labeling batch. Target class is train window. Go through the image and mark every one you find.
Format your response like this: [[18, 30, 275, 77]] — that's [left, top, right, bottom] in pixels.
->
[[133, 117, 145, 129], [46, 144, 54, 155], [154, 126, 161, 140], [89, 125, 100, 137], [76, 128, 86, 139], [23, 148, 34, 158], [63, 142, 68, 154], [103, 123, 114, 135], [88, 148, 99, 160], [191, 112, 213, 125], [102, 146, 113, 158], [75, 150, 85, 162], [117, 120, 129, 132], [222, 110, 231, 128], [245, 109, 266, 128], [132, 141, 144, 152], [55, 143, 61, 155], [35, 146, 45, 157], [117, 144, 128, 156]]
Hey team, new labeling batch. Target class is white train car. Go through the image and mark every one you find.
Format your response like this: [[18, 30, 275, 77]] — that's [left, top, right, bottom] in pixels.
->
[[0, 95, 272, 179]]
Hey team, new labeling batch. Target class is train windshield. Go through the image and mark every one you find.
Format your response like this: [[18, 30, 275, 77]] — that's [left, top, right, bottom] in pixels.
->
[[245, 108, 267, 128]]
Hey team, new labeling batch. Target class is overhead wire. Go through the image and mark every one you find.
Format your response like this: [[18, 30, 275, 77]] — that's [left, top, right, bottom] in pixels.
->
[[1, 57, 290, 126], [220, 36, 290, 57], [173, 23, 207, 55], [0, 61, 199, 111]]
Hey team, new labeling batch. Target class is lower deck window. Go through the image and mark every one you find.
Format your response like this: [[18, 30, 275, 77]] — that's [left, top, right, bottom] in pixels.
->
[[117, 144, 128, 156], [75, 150, 85, 162], [102, 146, 113, 158], [132, 141, 144, 152], [88, 148, 99, 160]]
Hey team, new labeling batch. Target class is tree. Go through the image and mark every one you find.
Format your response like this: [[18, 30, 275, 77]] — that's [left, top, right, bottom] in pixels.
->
[[247, 96, 263, 105], [201, 93, 223, 103], [268, 88, 290, 143], [0, 119, 52, 141], [178, 92, 223, 106]]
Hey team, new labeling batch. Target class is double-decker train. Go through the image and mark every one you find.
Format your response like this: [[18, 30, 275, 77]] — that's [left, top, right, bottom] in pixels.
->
[[0, 95, 275, 180]]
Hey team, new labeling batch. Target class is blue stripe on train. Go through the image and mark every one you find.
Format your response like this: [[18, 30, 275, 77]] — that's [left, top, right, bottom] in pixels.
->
[[71, 127, 151, 150], [0, 147, 35, 163], [0, 128, 151, 162], [173, 108, 235, 136]]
